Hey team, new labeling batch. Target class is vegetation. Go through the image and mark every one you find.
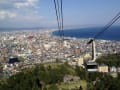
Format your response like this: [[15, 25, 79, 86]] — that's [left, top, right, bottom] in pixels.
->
[[87, 74, 120, 90], [0, 62, 86, 90], [87, 53, 120, 90], [18, 56, 25, 62], [75, 66, 87, 80], [57, 80, 86, 90], [1, 53, 120, 90], [96, 53, 120, 67]]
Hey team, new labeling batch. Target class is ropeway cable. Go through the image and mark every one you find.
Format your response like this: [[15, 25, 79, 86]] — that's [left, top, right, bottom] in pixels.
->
[[53, 0, 62, 38], [87, 12, 120, 44], [60, 0, 64, 40], [80, 12, 120, 57], [53, 0, 64, 42]]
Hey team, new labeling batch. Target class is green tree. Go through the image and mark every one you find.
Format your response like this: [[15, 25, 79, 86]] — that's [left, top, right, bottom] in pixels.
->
[[75, 66, 87, 80], [48, 84, 58, 90]]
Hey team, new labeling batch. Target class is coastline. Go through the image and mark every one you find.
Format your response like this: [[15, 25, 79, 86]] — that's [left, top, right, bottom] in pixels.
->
[[52, 27, 120, 41], [0, 27, 120, 41]]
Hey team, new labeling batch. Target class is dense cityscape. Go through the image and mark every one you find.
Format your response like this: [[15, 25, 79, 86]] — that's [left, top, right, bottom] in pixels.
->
[[0, 29, 120, 78]]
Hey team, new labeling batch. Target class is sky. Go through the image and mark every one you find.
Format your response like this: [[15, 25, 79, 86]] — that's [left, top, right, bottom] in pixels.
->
[[0, 0, 120, 29]]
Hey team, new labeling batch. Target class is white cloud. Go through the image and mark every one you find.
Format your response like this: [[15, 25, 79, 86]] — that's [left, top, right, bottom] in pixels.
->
[[0, 10, 16, 19], [0, 0, 50, 28], [14, 0, 39, 9]]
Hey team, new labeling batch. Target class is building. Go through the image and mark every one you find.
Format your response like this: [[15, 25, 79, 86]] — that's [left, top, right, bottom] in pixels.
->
[[117, 67, 120, 73], [110, 66, 117, 72], [63, 41, 70, 48], [98, 64, 108, 73], [83, 53, 91, 60], [77, 57, 84, 66]]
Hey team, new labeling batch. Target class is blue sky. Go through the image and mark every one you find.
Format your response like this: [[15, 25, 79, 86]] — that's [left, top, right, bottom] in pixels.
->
[[0, 0, 120, 28]]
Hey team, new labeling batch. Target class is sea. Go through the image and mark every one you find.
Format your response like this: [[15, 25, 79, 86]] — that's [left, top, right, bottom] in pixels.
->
[[52, 26, 120, 41]]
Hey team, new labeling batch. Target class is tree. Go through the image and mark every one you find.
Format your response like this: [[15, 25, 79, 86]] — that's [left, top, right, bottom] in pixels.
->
[[79, 85, 83, 90], [48, 84, 58, 90], [75, 66, 87, 80], [96, 53, 120, 67]]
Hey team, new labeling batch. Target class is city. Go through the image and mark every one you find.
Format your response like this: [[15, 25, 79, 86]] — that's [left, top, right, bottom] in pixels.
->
[[0, 0, 120, 89], [0, 29, 120, 78]]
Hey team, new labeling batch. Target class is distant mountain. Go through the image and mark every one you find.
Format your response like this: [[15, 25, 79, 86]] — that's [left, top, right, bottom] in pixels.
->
[[0, 27, 45, 31]]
